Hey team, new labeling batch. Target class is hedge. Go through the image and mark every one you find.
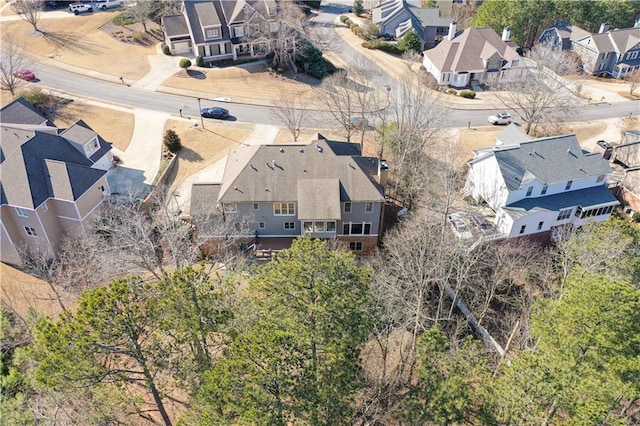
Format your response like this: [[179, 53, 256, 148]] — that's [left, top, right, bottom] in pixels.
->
[[459, 90, 476, 99], [361, 40, 403, 55]]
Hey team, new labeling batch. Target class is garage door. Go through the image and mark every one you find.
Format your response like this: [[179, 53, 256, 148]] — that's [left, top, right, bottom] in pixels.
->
[[173, 41, 191, 54]]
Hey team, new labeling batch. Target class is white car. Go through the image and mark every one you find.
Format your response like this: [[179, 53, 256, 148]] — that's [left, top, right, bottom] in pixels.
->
[[448, 213, 473, 240], [488, 112, 512, 125], [69, 2, 93, 14]]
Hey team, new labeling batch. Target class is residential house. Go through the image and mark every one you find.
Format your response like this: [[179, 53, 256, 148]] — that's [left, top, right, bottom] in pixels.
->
[[0, 97, 53, 127], [190, 136, 387, 254], [465, 125, 618, 240], [372, 0, 453, 49], [538, 20, 590, 51], [571, 22, 640, 78], [0, 118, 112, 265], [611, 130, 640, 213], [422, 24, 525, 87], [161, 0, 277, 62]]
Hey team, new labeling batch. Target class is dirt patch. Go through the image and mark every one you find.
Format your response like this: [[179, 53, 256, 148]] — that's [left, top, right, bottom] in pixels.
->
[[164, 119, 254, 191], [53, 100, 134, 151], [1, 12, 155, 80]]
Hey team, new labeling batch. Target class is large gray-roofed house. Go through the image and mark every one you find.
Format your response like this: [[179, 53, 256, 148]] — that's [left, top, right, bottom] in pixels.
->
[[422, 26, 524, 88], [0, 123, 111, 265], [191, 137, 387, 254], [0, 97, 52, 127], [572, 25, 640, 78]]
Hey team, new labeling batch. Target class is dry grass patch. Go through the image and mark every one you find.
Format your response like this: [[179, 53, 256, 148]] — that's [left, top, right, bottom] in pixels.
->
[[1, 13, 154, 79], [164, 120, 253, 190], [53, 101, 134, 151]]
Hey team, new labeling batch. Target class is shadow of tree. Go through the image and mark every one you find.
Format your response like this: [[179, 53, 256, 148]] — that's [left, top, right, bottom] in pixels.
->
[[43, 31, 104, 54], [177, 146, 204, 163], [186, 69, 207, 79]]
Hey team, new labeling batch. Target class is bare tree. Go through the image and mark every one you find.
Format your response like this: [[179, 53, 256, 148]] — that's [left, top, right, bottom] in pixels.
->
[[450, 1, 480, 30], [626, 70, 640, 96], [126, 0, 155, 33], [272, 92, 308, 142], [0, 38, 30, 96], [491, 45, 582, 135], [13, 0, 44, 33], [315, 71, 359, 142]]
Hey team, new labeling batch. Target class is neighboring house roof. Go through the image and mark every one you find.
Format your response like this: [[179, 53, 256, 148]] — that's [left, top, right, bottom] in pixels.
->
[[612, 135, 640, 168], [480, 134, 612, 190], [406, 4, 451, 28], [574, 27, 640, 55], [424, 27, 520, 73], [161, 14, 190, 37], [503, 185, 618, 220], [216, 138, 385, 206], [622, 167, 640, 196], [0, 97, 51, 126], [373, 0, 450, 39], [60, 120, 112, 163], [495, 123, 533, 146], [0, 125, 107, 209], [539, 20, 590, 50]]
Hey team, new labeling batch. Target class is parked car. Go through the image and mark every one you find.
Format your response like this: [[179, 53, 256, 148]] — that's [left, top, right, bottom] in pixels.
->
[[95, 0, 122, 10], [13, 69, 36, 81], [69, 2, 93, 14], [488, 112, 512, 125], [347, 116, 369, 130], [448, 213, 472, 240], [200, 107, 229, 119]]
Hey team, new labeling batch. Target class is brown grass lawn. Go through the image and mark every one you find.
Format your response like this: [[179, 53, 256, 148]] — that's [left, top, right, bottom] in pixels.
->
[[54, 100, 134, 151], [1, 12, 155, 80], [164, 119, 254, 190]]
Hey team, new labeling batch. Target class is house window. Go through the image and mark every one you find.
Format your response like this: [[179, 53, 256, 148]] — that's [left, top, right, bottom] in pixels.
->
[[511, 59, 519, 67], [344, 202, 352, 213], [349, 241, 363, 251], [274, 202, 295, 215], [537, 221, 544, 230], [631, 51, 639, 60], [24, 226, 38, 237], [557, 209, 572, 220], [83, 137, 100, 156], [541, 184, 548, 195], [15, 207, 29, 218], [223, 203, 237, 213], [602, 52, 609, 59], [259, 222, 265, 229], [526, 186, 533, 196], [42, 202, 48, 212], [234, 27, 244, 38], [326, 221, 336, 232], [365, 202, 374, 213], [284, 222, 295, 230], [519, 225, 526, 234], [565, 180, 573, 190], [351, 223, 363, 235], [253, 203, 259, 210], [314, 221, 325, 232], [206, 28, 220, 39], [596, 175, 604, 182], [342, 222, 372, 235], [304, 221, 313, 233]]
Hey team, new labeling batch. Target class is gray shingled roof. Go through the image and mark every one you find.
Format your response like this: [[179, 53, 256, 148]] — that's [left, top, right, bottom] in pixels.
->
[[60, 120, 112, 163], [406, 5, 451, 28], [424, 27, 520, 73], [492, 134, 612, 190], [495, 123, 532, 146], [0, 97, 50, 126], [161, 14, 189, 37], [217, 139, 385, 205], [503, 185, 618, 220], [297, 179, 341, 220], [190, 183, 221, 217], [0, 125, 107, 208]]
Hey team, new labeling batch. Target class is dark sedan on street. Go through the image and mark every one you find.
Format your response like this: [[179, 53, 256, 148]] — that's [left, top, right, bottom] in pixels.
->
[[200, 107, 229, 119]]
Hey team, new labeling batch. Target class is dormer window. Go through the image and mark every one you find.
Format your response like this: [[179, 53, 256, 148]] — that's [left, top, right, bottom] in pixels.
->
[[206, 28, 220, 39], [83, 136, 100, 157], [234, 26, 244, 38]]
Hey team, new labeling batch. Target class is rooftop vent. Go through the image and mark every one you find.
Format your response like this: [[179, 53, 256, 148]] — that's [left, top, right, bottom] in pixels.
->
[[279, 148, 284, 153], [299, 148, 304, 153]]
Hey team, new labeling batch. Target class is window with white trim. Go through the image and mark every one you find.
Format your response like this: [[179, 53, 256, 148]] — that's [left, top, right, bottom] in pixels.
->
[[303, 221, 313, 233], [541, 184, 548, 195], [314, 221, 324, 232], [83, 136, 100, 157], [223, 203, 237, 213], [519, 225, 526, 234], [259, 222, 265, 229], [537, 221, 544, 230], [15, 207, 29, 218], [206, 28, 220, 39], [344, 202, 352, 213], [349, 241, 363, 251], [326, 221, 336, 232], [557, 209, 572, 220], [365, 202, 374, 213], [284, 222, 295, 230], [274, 202, 295, 215], [526, 186, 533, 196], [565, 180, 573, 190], [24, 226, 38, 237], [342, 222, 372, 235]]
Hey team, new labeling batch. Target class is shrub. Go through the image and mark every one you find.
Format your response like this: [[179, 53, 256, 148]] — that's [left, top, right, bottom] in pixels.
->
[[353, 0, 363, 16], [397, 28, 422, 53], [363, 23, 379, 41], [352, 26, 365, 38], [163, 129, 182, 154], [361, 40, 403, 55], [196, 56, 205, 67], [162, 44, 170, 55], [113, 12, 136, 26], [179, 58, 192, 69], [459, 90, 476, 99], [633, 212, 640, 223], [340, 15, 350, 24], [349, 23, 359, 31], [296, 40, 337, 79], [132, 31, 146, 43], [445, 88, 457, 95]]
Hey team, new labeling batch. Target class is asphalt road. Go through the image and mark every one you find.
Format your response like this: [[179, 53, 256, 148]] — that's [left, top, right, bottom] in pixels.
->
[[26, 0, 639, 129]]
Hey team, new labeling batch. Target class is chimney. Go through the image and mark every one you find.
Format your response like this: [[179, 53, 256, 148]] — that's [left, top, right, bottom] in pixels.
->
[[598, 22, 609, 33], [378, 159, 388, 188], [448, 20, 457, 40], [502, 26, 511, 41]]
